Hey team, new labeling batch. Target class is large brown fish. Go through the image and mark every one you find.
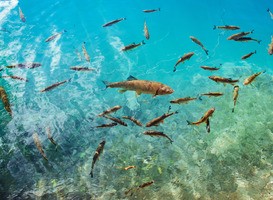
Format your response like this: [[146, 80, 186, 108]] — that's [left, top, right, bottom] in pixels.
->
[[102, 75, 174, 98], [234, 37, 261, 44], [122, 116, 143, 126], [83, 42, 90, 62], [213, 25, 240, 31], [69, 66, 97, 72], [268, 35, 273, 55], [145, 108, 178, 127], [103, 116, 127, 126], [241, 51, 256, 60], [143, 8, 160, 13], [227, 30, 254, 40], [209, 76, 239, 86], [95, 123, 118, 128], [144, 21, 149, 40], [121, 41, 145, 52], [95, 105, 122, 118], [232, 85, 239, 113], [2, 75, 29, 82], [40, 79, 70, 93], [19, 7, 25, 22], [33, 132, 48, 161], [6, 63, 42, 69], [45, 30, 67, 42], [173, 52, 194, 72], [190, 36, 208, 55], [170, 97, 197, 104], [0, 86, 12, 117], [200, 92, 224, 98], [243, 71, 264, 85], [143, 131, 173, 144], [187, 107, 215, 126], [102, 18, 126, 27], [46, 126, 57, 146], [200, 64, 221, 72], [90, 140, 106, 178], [137, 181, 154, 191]]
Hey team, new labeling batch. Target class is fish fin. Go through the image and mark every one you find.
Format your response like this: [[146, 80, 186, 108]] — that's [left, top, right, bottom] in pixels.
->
[[205, 50, 209, 55], [173, 67, 176, 72], [232, 108, 235, 113], [205, 120, 208, 124], [119, 89, 127, 93], [127, 75, 138, 81], [185, 102, 188, 104], [209, 96, 211, 98], [157, 136, 159, 137], [160, 120, 164, 124], [186, 120, 192, 125], [136, 91, 141, 98], [213, 25, 216, 30], [152, 89, 159, 99], [141, 40, 146, 45], [102, 81, 112, 90], [97, 158, 99, 161], [90, 171, 93, 178], [223, 83, 226, 87], [210, 71, 213, 73], [211, 115, 213, 118]]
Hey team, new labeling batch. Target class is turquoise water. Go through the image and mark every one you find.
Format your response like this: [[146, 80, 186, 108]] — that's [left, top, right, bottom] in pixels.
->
[[0, 0, 273, 199]]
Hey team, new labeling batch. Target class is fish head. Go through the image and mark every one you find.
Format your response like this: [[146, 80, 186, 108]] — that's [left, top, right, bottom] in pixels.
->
[[158, 86, 174, 95], [208, 76, 216, 81], [269, 47, 273, 55], [100, 140, 106, 145], [210, 107, 216, 113]]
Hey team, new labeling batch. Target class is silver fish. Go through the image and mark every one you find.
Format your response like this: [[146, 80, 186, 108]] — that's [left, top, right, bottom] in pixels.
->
[[40, 79, 70, 93], [83, 42, 90, 62], [19, 7, 25, 22], [45, 30, 67, 42]]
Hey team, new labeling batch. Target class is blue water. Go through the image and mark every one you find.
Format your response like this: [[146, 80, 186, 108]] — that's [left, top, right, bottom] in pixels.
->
[[1, 0, 273, 199]]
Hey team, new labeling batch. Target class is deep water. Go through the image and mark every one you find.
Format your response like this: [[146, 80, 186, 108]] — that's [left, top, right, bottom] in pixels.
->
[[1, 0, 273, 199]]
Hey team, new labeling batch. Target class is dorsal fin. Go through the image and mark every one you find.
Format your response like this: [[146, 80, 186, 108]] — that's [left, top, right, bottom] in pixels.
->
[[127, 75, 138, 81]]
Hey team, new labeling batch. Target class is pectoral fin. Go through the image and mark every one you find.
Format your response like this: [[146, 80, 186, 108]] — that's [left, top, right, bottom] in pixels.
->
[[119, 89, 127, 93], [223, 83, 226, 87], [160, 120, 164, 124], [136, 91, 142, 98], [152, 89, 159, 99]]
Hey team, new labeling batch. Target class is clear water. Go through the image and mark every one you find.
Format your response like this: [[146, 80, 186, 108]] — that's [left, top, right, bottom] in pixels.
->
[[1, 0, 273, 199]]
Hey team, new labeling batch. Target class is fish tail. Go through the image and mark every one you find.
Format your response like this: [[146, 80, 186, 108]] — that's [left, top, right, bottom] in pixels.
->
[[158, 8, 160, 11], [205, 49, 209, 55], [219, 64, 222, 68], [267, 8, 270, 12], [258, 40, 261, 44], [68, 78, 72, 82], [213, 25, 216, 30], [141, 40, 146, 45], [232, 108, 235, 113], [64, 30, 67, 32], [173, 67, 176, 72], [251, 29, 254, 33], [197, 94, 202, 100], [175, 111, 178, 114], [90, 171, 94, 178], [101, 81, 112, 90], [263, 70, 266, 73], [124, 17, 126, 20], [186, 120, 193, 125], [254, 50, 257, 54]]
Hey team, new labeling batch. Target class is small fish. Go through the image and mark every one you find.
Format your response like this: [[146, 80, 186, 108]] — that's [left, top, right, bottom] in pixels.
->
[[206, 118, 210, 133], [125, 166, 136, 170], [243, 71, 264, 85], [40, 79, 70, 93], [190, 36, 208, 55], [143, 131, 173, 144], [234, 37, 261, 44], [137, 181, 154, 191], [241, 51, 256, 60], [45, 30, 67, 42], [200, 92, 224, 98], [69, 66, 97, 72], [95, 105, 122, 118], [121, 41, 145, 52], [102, 75, 174, 98], [187, 107, 215, 126], [102, 18, 126, 27], [232, 85, 239, 113], [208, 76, 239, 86], [173, 52, 194, 72], [143, 8, 160, 13], [82, 42, 90, 62], [268, 35, 273, 55], [6, 63, 42, 69], [46, 126, 57, 146], [122, 116, 143, 126], [170, 97, 197, 104], [33, 132, 48, 161], [227, 30, 254, 40], [95, 123, 118, 128], [200, 64, 221, 72], [213, 25, 240, 31], [0, 28, 11, 34], [145, 108, 178, 127], [144, 21, 149, 40], [0, 86, 12, 117], [267, 8, 273, 19], [103, 116, 127, 126], [74, 47, 82, 61], [19, 7, 25, 22], [125, 187, 134, 196], [90, 140, 106, 178], [2, 75, 29, 82]]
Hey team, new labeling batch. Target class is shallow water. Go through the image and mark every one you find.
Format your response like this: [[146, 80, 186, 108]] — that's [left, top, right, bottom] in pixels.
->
[[1, 0, 273, 199]]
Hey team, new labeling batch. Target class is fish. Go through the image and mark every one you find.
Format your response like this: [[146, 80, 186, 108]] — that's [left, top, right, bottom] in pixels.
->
[[187, 107, 215, 126], [227, 30, 254, 40], [95, 105, 122, 118], [241, 51, 256, 60], [102, 18, 126, 27], [232, 85, 239, 113], [125, 166, 136, 170], [6, 63, 42, 69], [69, 66, 97, 72], [206, 118, 210, 133], [144, 21, 149, 40], [200, 92, 224, 98], [173, 52, 194, 72], [0, 28, 11, 34], [102, 75, 174, 98], [0, 86, 12, 117], [40, 79, 70, 93], [1, 75, 29, 82], [243, 71, 264, 85], [33, 132, 48, 161], [170, 97, 197, 104], [268, 35, 273, 55], [234, 37, 261, 44], [45, 30, 67, 42], [82, 42, 90, 62], [122, 116, 143, 126], [213, 25, 240, 31], [143, 8, 160, 13], [200, 64, 221, 72], [19, 7, 25, 22], [190, 36, 208, 55], [103, 116, 127, 126], [121, 41, 145, 52], [95, 123, 118, 128], [90, 140, 106, 178], [46, 126, 57, 146], [143, 131, 173, 144], [137, 181, 154, 191], [208, 76, 239, 86], [74, 47, 82, 61], [145, 107, 178, 127], [267, 8, 273, 19]]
